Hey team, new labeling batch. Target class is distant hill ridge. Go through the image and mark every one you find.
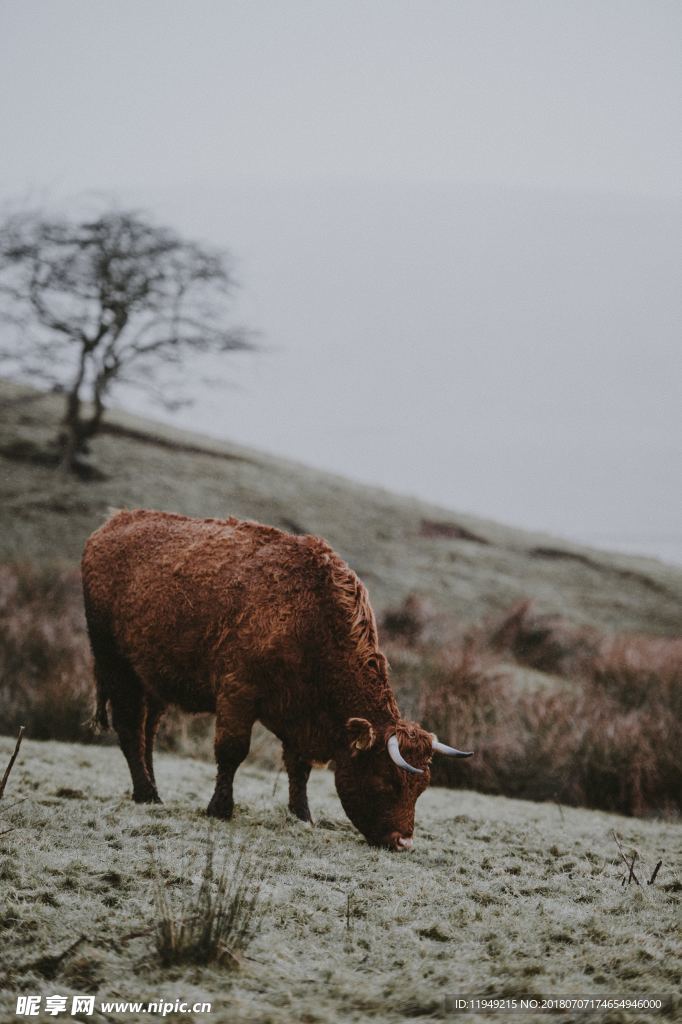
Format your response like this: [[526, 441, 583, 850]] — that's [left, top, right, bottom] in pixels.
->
[[1, 379, 680, 635]]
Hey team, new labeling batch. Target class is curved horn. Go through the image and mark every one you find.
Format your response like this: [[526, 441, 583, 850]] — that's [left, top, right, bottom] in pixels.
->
[[432, 736, 474, 758], [387, 734, 423, 774]]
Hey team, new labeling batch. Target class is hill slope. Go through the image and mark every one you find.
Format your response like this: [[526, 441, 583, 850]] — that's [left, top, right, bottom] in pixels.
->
[[0, 737, 679, 1023], [1, 380, 681, 635]]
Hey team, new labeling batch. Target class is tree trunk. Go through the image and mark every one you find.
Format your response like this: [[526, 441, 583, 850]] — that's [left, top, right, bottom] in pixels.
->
[[57, 346, 91, 474], [58, 409, 87, 475]]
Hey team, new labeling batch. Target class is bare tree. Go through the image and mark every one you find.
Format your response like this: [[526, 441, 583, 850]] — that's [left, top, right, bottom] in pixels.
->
[[0, 205, 254, 474]]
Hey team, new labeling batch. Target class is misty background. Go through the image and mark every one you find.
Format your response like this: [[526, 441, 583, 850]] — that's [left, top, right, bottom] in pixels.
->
[[1, 0, 680, 563]]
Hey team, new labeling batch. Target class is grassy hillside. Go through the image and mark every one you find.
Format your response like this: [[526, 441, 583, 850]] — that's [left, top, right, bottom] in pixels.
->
[[1, 380, 681, 636], [1, 737, 680, 1024]]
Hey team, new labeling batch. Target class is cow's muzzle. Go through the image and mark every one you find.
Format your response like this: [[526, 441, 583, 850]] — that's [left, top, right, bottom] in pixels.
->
[[383, 831, 414, 851]]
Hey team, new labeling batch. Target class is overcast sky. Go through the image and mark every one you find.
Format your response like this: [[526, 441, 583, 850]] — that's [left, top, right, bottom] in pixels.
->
[[1, 1, 681, 562]]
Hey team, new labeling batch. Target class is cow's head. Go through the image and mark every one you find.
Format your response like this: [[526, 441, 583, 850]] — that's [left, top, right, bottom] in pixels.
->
[[333, 718, 472, 849]]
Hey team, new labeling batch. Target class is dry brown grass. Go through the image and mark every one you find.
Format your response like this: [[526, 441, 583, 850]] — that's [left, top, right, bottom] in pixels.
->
[[486, 598, 600, 675], [413, 599, 682, 816], [0, 563, 94, 742], [591, 633, 682, 715]]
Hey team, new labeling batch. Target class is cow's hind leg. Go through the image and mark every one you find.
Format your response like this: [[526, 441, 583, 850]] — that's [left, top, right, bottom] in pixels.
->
[[90, 630, 160, 804], [110, 691, 160, 804], [283, 745, 313, 823], [207, 684, 255, 820]]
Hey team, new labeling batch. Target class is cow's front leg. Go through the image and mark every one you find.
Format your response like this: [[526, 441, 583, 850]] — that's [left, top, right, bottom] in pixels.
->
[[283, 745, 313, 823], [207, 687, 255, 820]]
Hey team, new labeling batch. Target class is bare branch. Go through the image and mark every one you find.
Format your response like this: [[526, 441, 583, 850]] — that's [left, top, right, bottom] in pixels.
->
[[612, 830, 641, 886], [0, 727, 26, 799]]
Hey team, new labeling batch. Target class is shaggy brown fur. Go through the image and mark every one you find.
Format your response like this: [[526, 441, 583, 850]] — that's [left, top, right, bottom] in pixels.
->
[[81, 509, 437, 848]]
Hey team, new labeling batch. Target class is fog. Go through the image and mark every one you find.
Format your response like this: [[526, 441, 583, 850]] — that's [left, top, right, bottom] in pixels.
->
[[1, 1, 680, 561]]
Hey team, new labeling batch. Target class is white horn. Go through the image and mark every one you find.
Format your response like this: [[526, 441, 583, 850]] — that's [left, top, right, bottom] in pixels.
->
[[387, 734, 423, 774], [431, 736, 474, 758]]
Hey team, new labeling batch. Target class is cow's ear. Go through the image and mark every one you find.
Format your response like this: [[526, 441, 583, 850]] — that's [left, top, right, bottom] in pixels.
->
[[347, 717, 377, 753]]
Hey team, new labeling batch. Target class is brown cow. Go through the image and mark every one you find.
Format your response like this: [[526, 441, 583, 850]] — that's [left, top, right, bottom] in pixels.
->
[[81, 510, 472, 849]]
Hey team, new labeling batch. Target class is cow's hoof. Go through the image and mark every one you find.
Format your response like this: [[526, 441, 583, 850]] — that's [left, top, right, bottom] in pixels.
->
[[289, 805, 313, 825], [133, 790, 162, 804], [206, 795, 234, 820]]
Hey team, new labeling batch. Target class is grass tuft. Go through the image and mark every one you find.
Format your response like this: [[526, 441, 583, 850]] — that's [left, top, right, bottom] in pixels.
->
[[153, 838, 269, 968]]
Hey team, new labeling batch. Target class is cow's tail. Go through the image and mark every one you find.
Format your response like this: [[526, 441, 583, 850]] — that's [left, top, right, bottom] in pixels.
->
[[82, 592, 111, 732], [94, 674, 110, 731]]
